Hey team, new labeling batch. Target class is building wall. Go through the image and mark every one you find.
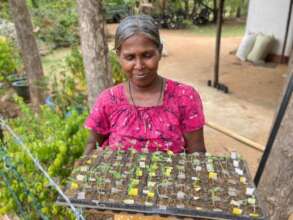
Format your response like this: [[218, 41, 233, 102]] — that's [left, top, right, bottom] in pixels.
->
[[246, 0, 293, 56]]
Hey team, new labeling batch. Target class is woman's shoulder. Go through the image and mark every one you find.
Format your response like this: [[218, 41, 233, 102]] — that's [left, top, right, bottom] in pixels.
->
[[166, 78, 199, 95], [95, 83, 125, 104]]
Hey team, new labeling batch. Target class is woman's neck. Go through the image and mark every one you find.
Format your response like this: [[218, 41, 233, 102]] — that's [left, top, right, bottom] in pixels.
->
[[126, 75, 165, 107], [129, 75, 162, 94]]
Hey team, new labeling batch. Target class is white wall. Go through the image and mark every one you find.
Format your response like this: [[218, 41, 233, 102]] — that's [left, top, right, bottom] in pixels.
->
[[246, 0, 293, 56]]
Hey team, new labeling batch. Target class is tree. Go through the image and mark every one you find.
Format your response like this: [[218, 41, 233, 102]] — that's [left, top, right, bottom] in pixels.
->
[[8, 0, 44, 111], [256, 68, 293, 219], [76, 0, 112, 108], [183, 0, 189, 18]]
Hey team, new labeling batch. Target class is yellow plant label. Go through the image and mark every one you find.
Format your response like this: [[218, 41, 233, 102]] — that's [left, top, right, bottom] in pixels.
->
[[128, 188, 138, 196], [250, 213, 260, 218], [232, 207, 242, 216], [208, 172, 217, 180], [147, 191, 155, 198], [71, 182, 79, 189], [240, 176, 247, 184]]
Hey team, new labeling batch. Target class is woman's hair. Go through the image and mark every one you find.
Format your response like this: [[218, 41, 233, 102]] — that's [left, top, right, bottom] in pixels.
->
[[115, 15, 162, 53]]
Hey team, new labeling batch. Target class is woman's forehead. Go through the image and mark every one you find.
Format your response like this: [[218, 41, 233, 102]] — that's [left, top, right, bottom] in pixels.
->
[[120, 33, 158, 50]]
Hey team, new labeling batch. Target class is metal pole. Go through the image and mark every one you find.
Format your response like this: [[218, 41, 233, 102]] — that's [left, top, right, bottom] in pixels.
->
[[281, 0, 293, 63], [214, 0, 224, 86], [254, 73, 293, 186]]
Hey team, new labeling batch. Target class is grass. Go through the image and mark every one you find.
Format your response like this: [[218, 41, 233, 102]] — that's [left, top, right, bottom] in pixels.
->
[[188, 22, 245, 37], [42, 48, 71, 75]]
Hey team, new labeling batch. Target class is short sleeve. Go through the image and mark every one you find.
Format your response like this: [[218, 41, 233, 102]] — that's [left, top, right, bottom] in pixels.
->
[[84, 91, 110, 135], [179, 88, 205, 133]]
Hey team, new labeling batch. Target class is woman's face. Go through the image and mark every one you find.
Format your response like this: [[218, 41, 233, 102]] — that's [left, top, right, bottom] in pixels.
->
[[118, 33, 161, 88]]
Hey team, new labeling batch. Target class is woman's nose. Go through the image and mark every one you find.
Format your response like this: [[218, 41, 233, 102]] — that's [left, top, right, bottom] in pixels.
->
[[134, 58, 144, 70]]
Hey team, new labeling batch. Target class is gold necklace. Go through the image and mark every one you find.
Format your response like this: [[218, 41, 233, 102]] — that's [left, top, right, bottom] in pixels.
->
[[128, 77, 164, 133], [128, 77, 164, 107]]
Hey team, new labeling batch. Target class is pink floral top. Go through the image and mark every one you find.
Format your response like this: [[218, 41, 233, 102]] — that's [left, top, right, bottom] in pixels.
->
[[85, 79, 205, 153]]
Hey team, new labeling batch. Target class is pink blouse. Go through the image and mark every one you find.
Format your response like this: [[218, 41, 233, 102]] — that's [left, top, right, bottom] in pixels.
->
[[85, 79, 205, 153]]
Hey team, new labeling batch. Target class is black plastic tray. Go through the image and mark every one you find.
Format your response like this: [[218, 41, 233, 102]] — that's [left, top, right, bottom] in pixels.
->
[[57, 193, 266, 220]]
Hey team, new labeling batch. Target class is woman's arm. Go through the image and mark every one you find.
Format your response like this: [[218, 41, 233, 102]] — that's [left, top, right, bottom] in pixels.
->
[[83, 130, 107, 156], [184, 128, 206, 153]]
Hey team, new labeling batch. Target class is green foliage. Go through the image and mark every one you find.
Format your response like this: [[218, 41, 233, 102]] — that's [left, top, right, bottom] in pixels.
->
[[65, 47, 86, 88], [0, 0, 11, 20], [46, 62, 87, 114], [109, 50, 126, 84], [0, 97, 89, 218], [30, 0, 79, 48], [65, 47, 126, 86], [0, 36, 17, 82], [189, 22, 245, 37], [104, 0, 136, 7]]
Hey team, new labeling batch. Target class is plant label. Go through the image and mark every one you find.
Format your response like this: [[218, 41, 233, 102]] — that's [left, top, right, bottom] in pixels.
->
[[235, 168, 244, 176], [77, 192, 85, 200], [231, 151, 238, 160], [233, 160, 239, 167], [246, 187, 255, 196]]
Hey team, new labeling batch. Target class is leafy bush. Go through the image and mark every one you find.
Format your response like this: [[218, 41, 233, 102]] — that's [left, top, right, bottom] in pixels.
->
[[109, 50, 126, 84], [65, 46, 126, 86], [0, 0, 10, 21], [0, 97, 88, 218], [30, 1, 79, 48], [0, 36, 17, 82], [65, 47, 86, 88], [0, 19, 17, 42]]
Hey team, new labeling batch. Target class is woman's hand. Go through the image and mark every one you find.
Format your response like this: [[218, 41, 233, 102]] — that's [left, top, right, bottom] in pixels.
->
[[184, 128, 206, 153]]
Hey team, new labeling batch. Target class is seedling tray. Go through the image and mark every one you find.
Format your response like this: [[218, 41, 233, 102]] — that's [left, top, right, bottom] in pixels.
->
[[57, 149, 267, 220]]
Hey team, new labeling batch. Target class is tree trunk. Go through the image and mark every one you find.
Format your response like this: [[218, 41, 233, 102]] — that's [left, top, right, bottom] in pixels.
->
[[8, 0, 44, 111], [257, 69, 293, 219], [76, 0, 112, 109]]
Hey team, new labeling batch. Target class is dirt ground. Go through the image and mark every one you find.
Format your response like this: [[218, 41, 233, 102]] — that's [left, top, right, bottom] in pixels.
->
[[108, 25, 289, 175]]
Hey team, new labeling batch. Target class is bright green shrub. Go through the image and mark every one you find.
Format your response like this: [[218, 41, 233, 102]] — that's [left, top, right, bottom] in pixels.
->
[[0, 36, 17, 81], [30, 0, 79, 48], [65, 47, 86, 88], [109, 50, 126, 84], [0, 97, 89, 218], [65, 47, 126, 86]]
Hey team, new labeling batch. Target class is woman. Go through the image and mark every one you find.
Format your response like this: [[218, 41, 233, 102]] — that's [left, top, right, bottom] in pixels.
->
[[84, 15, 206, 156]]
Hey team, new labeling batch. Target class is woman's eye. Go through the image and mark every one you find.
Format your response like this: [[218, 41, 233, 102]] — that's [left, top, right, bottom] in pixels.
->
[[124, 55, 134, 60], [144, 53, 153, 58]]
